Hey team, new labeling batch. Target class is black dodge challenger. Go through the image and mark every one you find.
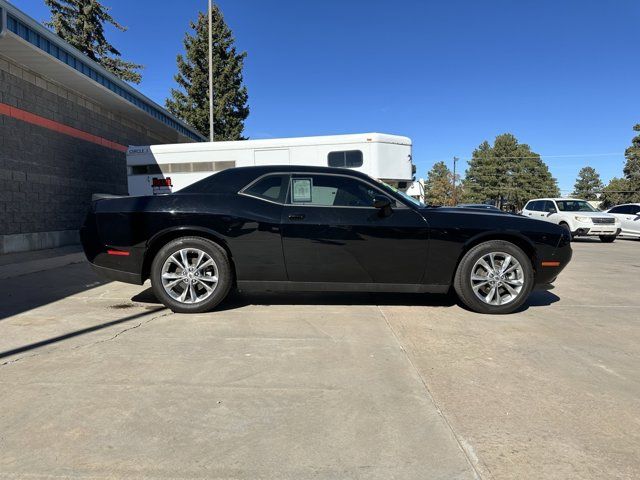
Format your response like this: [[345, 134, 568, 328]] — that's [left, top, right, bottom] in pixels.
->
[[81, 165, 572, 314]]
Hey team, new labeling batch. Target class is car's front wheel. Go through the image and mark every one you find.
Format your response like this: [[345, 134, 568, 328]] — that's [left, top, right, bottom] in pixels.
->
[[454, 240, 534, 314], [599, 235, 616, 243], [150, 236, 232, 313]]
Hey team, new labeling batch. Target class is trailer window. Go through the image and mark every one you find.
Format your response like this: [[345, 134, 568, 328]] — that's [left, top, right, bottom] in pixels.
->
[[328, 150, 363, 168]]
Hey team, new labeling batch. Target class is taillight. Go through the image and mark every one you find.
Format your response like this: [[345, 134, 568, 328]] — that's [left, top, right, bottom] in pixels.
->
[[152, 177, 172, 187]]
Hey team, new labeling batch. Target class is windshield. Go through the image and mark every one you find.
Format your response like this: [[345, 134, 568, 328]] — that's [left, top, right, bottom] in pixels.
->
[[377, 180, 425, 207], [556, 200, 599, 212]]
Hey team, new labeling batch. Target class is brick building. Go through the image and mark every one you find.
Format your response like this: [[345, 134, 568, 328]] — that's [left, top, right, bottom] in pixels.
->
[[0, 1, 204, 254]]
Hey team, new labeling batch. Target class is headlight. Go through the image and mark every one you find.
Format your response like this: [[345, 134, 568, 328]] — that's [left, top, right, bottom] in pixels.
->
[[574, 216, 591, 222]]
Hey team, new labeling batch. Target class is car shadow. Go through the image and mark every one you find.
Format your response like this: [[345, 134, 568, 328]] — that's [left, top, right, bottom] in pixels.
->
[[525, 289, 560, 308], [132, 287, 459, 311], [132, 287, 559, 313]]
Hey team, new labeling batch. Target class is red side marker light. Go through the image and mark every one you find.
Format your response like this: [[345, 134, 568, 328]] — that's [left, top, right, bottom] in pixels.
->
[[107, 249, 130, 256], [541, 261, 560, 267]]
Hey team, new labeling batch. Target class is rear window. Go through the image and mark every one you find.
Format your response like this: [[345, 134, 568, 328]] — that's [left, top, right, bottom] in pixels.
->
[[242, 175, 288, 203], [526, 201, 540, 211], [328, 150, 364, 168]]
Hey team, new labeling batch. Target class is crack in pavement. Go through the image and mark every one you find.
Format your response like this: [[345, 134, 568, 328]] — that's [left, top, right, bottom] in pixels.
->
[[376, 305, 488, 480], [90, 311, 173, 346], [0, 309, 171, 367]]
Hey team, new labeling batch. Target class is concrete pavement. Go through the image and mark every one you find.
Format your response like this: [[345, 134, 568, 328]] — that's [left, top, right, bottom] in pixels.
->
[[0, 239, 639, 479]]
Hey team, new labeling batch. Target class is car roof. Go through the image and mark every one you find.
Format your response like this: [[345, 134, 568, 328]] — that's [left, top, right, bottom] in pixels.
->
[[526, 198, 587, 202], [178, 165, 380, 195]]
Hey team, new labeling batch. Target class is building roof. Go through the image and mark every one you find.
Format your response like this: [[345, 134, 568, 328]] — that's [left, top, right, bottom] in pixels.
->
[[0, 0, 205, 143]]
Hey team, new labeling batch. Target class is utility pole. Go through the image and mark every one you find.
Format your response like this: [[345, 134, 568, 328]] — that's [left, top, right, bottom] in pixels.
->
[[452, 156, 459, 206], [208, 0, 214, 141]]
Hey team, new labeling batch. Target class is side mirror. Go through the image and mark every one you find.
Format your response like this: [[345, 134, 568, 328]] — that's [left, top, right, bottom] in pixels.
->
[[373, 195, 391, 209], [547, 208, 557, 214], [373, 195, 392, 217], [636, 211, 640, 216]]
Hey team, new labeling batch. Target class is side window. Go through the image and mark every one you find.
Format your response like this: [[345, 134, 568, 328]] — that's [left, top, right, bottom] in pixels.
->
[[290, 175, 384, 207], [619, 205, 638, 214], [528, 201, 540, 211], [327, 150, 364, 168], [524, 201, 534, 211], [242, 174, 288, 203], [544, 201, 556, 212]]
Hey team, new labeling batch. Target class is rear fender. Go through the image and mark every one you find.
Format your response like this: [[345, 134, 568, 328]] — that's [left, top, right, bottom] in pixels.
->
[[142, 226, 234, 283]]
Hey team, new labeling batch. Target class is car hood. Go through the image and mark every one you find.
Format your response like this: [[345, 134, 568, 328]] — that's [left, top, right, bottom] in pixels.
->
[[421, 206, 515, 216]]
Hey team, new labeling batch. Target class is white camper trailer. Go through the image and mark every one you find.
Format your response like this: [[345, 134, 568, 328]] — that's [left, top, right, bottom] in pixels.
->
[[126, 133, 414, 196]]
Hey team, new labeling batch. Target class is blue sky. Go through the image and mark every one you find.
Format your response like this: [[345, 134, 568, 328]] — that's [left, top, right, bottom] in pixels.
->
[[11, 0, 640, 194]]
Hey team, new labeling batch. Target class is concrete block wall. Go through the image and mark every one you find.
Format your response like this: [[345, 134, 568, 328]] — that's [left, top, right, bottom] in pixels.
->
[[0, 54, 181, 254]]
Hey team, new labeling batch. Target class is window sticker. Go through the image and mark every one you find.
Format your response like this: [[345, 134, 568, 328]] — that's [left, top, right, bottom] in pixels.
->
[[292, 178, 312, 203]]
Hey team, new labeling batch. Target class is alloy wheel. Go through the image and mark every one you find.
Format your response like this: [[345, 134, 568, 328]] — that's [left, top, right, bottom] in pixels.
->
[[161, 248, 219, 304], [470, 252, 524, 306]]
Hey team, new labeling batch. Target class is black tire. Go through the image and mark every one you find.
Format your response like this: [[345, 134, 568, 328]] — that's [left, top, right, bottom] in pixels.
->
[[599, 235, 616, 243], [453, 240, 534, 314], [150, 236, 232, 313]]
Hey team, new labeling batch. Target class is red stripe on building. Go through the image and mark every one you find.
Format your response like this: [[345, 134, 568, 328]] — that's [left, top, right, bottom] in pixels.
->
[[0, 102, 128, 153]]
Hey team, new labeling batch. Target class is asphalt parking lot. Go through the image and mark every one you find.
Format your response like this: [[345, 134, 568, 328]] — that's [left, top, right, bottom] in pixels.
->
[[1, 239, 639, 479]]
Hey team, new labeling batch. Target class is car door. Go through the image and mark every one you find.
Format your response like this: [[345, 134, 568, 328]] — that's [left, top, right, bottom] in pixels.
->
[[608, 206, 626, 232], [620, 205, 640, 235], [522, 202, 534, 217], [524, 201, 543, 220], [541, 200, 559, 222], [280, 173, 429, 284]]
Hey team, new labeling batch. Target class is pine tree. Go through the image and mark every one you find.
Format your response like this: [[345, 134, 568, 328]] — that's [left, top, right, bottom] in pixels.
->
[[600, 177, 632, 208], [623, 124, 640, 202], [44, 0, 143, 83], [463, 134, 559, 209], [166, 5, 249, 140], [571, 166, 603, 200], [424, 161, 461, 206]]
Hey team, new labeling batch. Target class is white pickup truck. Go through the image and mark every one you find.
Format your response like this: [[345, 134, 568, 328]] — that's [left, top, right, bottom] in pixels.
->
[[522, 198, 621, 242]]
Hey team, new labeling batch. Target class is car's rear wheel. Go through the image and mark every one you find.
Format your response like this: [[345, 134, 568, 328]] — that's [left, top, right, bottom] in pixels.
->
[[150, 237, 232, 313], [599, 235, 616, 243], [454, 240, 534, 314]]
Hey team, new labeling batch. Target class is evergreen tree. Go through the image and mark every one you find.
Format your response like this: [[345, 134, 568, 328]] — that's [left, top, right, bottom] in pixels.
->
[[600, 177, 632, 208], [463, 133, 559, 209], [166, 5, 249, 140], [623, 124, 640, 202], [424, 161, 461, 206], [44, 0, 143, 83], [571, 166, 603, 200]]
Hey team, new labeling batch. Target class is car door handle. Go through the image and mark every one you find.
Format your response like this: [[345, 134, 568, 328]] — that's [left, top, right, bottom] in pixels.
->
[[288, 214, 306, 221]]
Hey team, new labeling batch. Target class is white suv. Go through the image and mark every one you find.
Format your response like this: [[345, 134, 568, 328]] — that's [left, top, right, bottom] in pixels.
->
[[522, 198, 621, 242]]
